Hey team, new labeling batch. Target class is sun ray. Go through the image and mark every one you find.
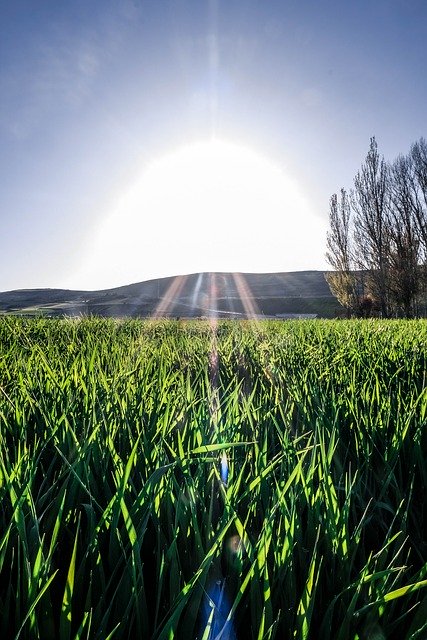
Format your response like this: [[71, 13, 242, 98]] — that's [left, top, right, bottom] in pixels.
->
[[152, 274, 188, 318], [190, 272, 204, 314], [205, 272, 218, 325], [232, 273, 261, 325]]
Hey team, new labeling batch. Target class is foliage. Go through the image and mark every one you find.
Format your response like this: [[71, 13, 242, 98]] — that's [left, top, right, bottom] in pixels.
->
[[1, 316, 427, 639]]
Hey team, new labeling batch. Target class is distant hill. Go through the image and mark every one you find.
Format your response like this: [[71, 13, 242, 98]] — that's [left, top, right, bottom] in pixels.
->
[[0, 271, 342, 319]]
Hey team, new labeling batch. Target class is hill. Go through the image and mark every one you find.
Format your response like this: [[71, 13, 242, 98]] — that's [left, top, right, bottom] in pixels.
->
[[0, 271, 342, 319]]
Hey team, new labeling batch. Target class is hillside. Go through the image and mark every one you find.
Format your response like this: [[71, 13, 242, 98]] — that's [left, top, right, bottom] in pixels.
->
[[0, 271, 342, 318]]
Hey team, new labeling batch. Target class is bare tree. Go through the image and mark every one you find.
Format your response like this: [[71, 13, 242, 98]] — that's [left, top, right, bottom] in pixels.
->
[[325, 189, 360, 314], [352, 137, 391, 317], [326, 136, 427, 319], [387, 154, 421, 317], [410, 138, 427, 262]]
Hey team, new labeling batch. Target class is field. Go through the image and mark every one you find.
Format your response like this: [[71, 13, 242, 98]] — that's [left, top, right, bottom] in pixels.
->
[[0, 317, 426, 639]]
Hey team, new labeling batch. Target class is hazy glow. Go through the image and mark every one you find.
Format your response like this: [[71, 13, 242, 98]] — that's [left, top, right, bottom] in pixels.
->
[[76, 139, 328, 289]]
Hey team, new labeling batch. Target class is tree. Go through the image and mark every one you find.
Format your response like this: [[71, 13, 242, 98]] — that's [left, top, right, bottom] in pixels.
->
[[352, 137, 391, 317], [387, 154, 421, 317], [410, 138, 427, 254], [325, 136, 426, 318], [325, 189, 360, 314]]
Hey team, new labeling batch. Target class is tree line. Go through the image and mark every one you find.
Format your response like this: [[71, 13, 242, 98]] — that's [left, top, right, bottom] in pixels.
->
[[325, 137, 427, 317]]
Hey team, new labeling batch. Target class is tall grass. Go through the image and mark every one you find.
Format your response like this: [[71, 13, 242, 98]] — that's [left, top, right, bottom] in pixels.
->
[[0, 317, 426, 639]]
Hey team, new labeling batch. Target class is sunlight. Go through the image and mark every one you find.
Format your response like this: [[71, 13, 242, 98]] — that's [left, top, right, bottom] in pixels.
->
[[152, 274, 188, 318], [77, 138, 327, 290], [232, 273, 261, 322]]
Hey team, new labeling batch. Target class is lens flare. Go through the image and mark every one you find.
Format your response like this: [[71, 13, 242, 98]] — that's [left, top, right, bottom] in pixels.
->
[[220, 451, 229, 486], [201, 579, 236, 640]]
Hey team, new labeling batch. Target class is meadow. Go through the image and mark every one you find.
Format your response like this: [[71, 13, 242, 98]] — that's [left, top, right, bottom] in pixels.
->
[[0, 316, 426, 639]]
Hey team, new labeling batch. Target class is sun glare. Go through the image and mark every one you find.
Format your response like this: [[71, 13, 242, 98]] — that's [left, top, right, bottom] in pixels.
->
[[77, 139, 327, 289]]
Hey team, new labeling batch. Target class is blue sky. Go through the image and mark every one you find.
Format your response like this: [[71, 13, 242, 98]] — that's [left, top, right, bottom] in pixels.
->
[[1, 0, 426, 290]]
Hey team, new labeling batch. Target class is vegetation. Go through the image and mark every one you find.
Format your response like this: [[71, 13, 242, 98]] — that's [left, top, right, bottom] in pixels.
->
[[326, 137, 427, 317], [1, 316, 427, 639]]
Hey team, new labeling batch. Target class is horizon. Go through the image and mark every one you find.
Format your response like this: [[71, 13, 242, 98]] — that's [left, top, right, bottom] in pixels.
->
[[1, 266, 333, 294], [0, 269, 338, 318]]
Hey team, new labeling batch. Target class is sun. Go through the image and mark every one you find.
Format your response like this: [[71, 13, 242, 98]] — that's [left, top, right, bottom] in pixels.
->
[[76, 139, 327, 289]]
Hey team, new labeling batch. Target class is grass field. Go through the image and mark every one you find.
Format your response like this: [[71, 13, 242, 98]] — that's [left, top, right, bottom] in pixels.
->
[[0, 317, 426, 639]]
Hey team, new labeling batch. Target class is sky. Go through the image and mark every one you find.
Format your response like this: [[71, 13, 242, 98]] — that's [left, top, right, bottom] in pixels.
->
[[1, 0, 426, 291]]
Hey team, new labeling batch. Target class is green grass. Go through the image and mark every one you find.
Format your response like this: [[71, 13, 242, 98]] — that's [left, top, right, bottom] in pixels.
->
[[0, 316, 426, 639]]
